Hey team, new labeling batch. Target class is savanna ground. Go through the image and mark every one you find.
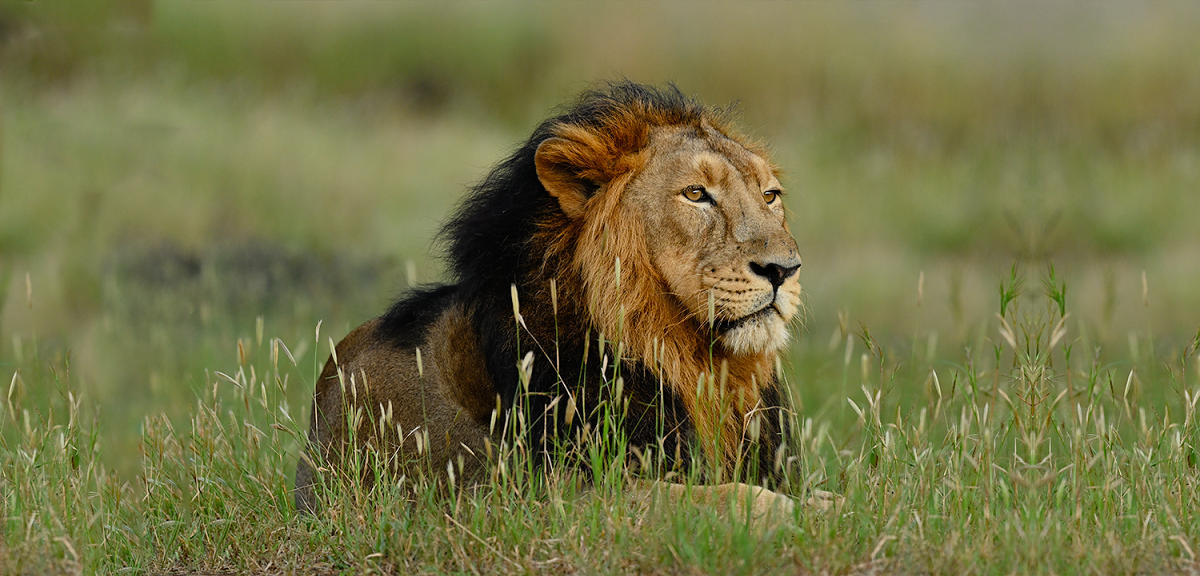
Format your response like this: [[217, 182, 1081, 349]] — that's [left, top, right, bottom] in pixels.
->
[[2, 2, 1200, 574]]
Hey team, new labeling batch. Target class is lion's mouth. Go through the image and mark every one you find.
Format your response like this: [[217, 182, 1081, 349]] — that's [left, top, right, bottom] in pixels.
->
[[712, 304, 780, 333]]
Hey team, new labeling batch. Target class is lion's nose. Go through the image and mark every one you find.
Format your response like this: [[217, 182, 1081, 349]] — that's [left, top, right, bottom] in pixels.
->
[[749, 260, 800, 289]]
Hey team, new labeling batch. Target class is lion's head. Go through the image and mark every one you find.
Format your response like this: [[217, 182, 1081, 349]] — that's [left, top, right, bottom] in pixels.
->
[[529, 84, 801, 356]]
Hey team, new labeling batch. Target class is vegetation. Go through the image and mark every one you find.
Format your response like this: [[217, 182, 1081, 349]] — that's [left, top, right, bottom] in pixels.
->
[[2, 2, 1200, 574]]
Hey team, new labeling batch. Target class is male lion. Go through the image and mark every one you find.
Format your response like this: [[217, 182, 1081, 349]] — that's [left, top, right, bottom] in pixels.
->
[[296, 82, 825, 519]]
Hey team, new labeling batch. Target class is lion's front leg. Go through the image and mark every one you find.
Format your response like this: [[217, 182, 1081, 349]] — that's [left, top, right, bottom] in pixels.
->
[[628, 479, 797, 527], [629, 480, 845, 529]]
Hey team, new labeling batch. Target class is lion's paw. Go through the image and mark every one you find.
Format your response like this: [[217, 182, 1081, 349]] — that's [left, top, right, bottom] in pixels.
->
[[804, 489, 844, 511]]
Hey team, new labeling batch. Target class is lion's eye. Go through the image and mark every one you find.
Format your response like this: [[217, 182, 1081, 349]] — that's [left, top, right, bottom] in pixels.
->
[[682, 185, 711, 204], [763, 189, 780, 204]]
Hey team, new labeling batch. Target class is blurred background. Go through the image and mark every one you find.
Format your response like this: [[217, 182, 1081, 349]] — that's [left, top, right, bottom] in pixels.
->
[[1, 0, 1198, 478]]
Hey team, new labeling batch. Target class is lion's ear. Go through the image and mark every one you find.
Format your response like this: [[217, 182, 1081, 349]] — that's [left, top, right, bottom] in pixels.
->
[[535, 137, 598, 219]]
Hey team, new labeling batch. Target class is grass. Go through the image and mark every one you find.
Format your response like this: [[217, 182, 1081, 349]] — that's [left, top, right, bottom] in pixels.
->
[[5, 266, 1200, 574], [3, 1, 1200, 574]]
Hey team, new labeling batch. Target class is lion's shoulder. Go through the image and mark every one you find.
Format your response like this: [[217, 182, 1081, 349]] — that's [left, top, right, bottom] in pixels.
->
[[376, 284, 459, 348]]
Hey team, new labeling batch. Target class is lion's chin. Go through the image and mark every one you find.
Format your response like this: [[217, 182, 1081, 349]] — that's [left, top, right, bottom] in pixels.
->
[[718, 312, 791, 356]]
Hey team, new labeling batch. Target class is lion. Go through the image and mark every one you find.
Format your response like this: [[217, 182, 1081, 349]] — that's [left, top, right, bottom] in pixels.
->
[[296, 82, 830, 520]]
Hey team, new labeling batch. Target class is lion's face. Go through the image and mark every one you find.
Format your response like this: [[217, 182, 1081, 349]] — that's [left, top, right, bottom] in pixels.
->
[[626, 126, 802, 355], [536, 116, 802, 358]]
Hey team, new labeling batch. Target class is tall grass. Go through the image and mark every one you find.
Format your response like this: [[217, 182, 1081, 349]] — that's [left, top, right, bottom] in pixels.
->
[[4, 264, 1200, 574]]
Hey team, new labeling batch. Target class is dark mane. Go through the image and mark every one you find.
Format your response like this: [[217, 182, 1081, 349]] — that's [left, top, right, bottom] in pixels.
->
[[376, 284, 457, 347]]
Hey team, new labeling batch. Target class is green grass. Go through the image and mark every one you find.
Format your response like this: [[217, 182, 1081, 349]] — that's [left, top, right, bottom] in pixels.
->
[[3, 1, 1200, 574], [5, 268, 1200, 574]]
